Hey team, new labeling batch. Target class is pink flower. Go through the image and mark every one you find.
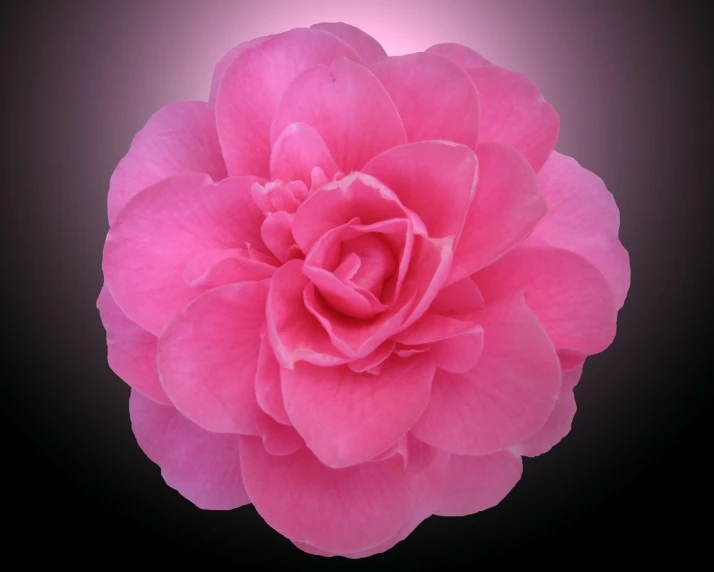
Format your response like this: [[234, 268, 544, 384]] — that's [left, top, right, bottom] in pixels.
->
[[98, 23, 630, 558]]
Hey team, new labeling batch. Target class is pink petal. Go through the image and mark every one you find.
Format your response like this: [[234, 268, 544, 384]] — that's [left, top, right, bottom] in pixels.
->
[[292, 172, 410, 254], [515, 361, 584, 457], [215, 28, 361, 177], [183, 248, 276, 288], [449, 142, 547, 283], [411, 294, 561, 455], [524, 151, 631, 308], [304, 235, 451, 359], [254, 336, 291, 425], [362, 141, 478, 240], [516, 389, 577, 457], [436, 451, 522, 516], [303, 218, 406, 319], [430, 327, 484, 373], [347, 340, 396, 374], [239, 437, 414, 554], [476, 245, 618, 356], [255, 412, 304, 456], [466, 65, 559, 172], [96, 285, 170, 405], [103, 174, 266, 335], [107, 102, 226, 225], [429, 276, 485, 315], [157, 282, 269, 435], [295, 437, 450, 558], [311, 22, 387, 65], [260, 212, 297, 264], [129, 391, 249, 510], [270, 122, 339, 186], [270, 57, 407, 173], [281, 353, 436, 468], [266, 260, 350, 368], [425, 43, 491, 69], [209, 36, 270, 103], [371, 53, 480, 147]]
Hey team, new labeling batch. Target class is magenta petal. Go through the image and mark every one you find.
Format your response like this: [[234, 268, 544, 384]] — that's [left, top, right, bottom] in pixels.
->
[[467, 65, 559, 172], [371, 53, 480, 147], [107, 102, 226, 225], [450, 142, 547, 283], [362, 141, 478, 241], [436, 451, 522, 516], [412, 294, 561, 455], [425, 43, 491, 69], [215, 28, 361, 177], [311, 22, 387, 65], [130, 391, 249, 510], [157, 282, 269, 435], [476, 245, 618, 356], [97, 285, 170, 405], [281, 354, 435, 468], [270, 122, 339, 186], [525, 151, 631, 308], [266, 260, 349, 367], [254, 336, 291, 425], [240, 437, 414, 554], [270, 57, 407, 173], [103, 174, 267, 335]]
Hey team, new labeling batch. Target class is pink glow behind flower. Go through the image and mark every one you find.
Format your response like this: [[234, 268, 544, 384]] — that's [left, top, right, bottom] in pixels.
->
[[98, 14, 630, 559]]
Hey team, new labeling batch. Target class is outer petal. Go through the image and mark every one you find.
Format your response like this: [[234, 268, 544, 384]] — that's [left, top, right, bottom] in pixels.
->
[[362, 141, 478, 241], [281, 354, 436, 468], [240, 437, 414, 554], [129, 391, 249, 510], [517, 362, 584, 457], [209, 36, 270, 103], [436, 451, 522, 516], [97, 285, 170, 405], [466, 65, 559, 172], [157, 282, 268, 435], [103, 173, 266, 335], [215, 28, 361, 177], [371, 53, 480, 147], [449, 142, 546, 283], [475, 245, 618, 356], [269, 122, 339, 185], [411, 294, 561, 455], [425, 43, 491, 69], [524, 151, 630, 308], [270, 57, 407, 174], [311, 22, 387, 65], [107, 102, 226, 225]]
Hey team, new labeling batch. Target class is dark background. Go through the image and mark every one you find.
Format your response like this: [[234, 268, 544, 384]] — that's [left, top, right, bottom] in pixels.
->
[[3, 0, 710, 566]]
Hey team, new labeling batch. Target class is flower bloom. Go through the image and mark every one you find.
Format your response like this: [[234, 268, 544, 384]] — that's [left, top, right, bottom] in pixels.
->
[[98, 23, 630, 558]]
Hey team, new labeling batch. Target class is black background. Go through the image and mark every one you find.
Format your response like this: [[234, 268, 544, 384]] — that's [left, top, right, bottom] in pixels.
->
[[4, 0, 711, 566]]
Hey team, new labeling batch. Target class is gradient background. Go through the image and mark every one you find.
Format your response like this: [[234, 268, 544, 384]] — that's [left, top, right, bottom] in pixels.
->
[[4, 0, 711, 566]]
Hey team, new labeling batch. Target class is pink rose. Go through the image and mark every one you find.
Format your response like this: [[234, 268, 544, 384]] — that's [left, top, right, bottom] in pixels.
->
[[98, 22, 629, 558]]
